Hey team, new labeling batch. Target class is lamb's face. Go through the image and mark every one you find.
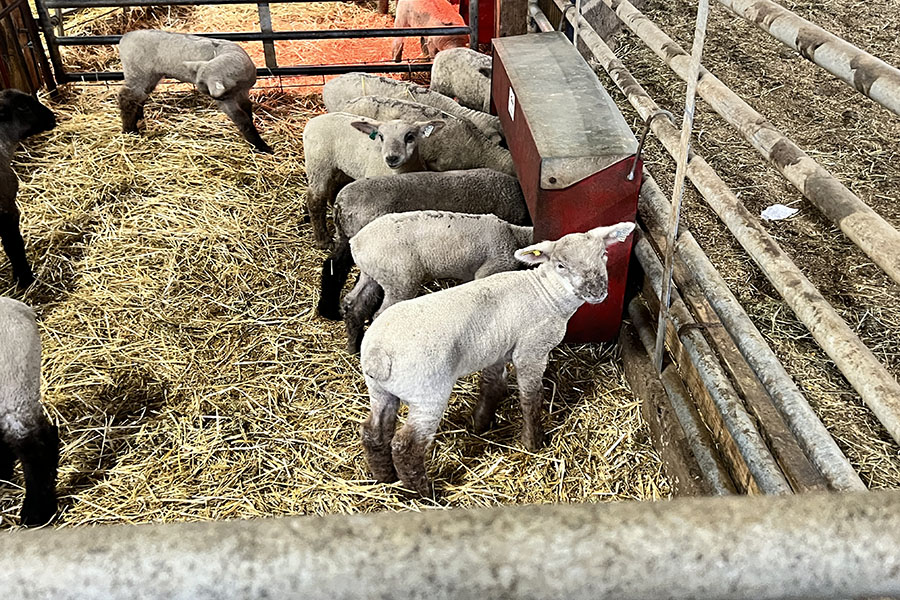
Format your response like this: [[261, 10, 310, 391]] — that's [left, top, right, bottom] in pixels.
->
[[194, 63, 235, 99], [351, 119, 445, 169], [515, 222, 636, 304], [0, 90, 56, 139]]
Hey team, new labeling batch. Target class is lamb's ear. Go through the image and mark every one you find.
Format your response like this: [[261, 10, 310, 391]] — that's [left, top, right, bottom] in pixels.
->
[[589, 222, 636, 245], [478, 67, 492, 79], [419, 120, 445, 138], [515, 240, 555, 264], [351, 120, 380, 138]]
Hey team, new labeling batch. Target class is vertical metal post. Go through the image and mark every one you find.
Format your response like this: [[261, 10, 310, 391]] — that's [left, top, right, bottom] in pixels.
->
[[469, 0, 479, 49], [20, 0, 56, 92], [652, 0, 709, 371], [33, 0, 67, 85], [54, 8, 63, 36], [257, 2, 277, 69]]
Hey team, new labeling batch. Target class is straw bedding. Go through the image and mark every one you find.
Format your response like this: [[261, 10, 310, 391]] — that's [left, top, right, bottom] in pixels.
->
[[0, 84, 667, 527]]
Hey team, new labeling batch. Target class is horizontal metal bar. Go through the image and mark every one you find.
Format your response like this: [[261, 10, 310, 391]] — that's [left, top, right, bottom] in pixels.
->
[[54, 26, 471, 46], [3, 490, 900, 599], [62, 61, 433, 82], [45, 0, 336, 7]]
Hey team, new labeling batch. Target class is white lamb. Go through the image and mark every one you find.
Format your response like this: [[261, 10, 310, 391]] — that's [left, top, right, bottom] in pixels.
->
[[322, 73, 504, 144], [302, 113, 444, 249], [430, 48, 492, 112], [0, 297, 59, 526], [338, 96, 514, 175], [359, 222, 635, 497], [342, 211, 533, 353], [117, 29, 271, 153]]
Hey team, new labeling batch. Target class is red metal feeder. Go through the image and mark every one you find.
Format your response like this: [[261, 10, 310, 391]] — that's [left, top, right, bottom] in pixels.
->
[[491, 32, 642, 343]]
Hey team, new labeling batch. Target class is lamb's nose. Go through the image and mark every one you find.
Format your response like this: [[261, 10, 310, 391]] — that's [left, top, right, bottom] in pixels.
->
[[386, 155, 401, 167]]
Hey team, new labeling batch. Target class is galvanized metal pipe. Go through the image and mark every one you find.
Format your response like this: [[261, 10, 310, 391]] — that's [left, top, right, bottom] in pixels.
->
[[629, 297, 738, 496], [653, 0, 709, 371], [639, 172, 865, 492], [634, 233, 792, 495], [599, 0, 900, 288], [717, 0, 900, 118], [62, 61, 435, 83], [553, 0, 900, 447], [468, 0, 478, 49], [54, 26, 472, 45], [4, 491, 900, 599], [529, 0, 554, 33]]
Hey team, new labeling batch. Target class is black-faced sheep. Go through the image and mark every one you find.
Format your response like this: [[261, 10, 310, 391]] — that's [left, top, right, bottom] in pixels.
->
[[0, 297, 59, 526], [317, 168, 529, 321], [117, 30, 272, 153], [430, 48, 492, 112], [342, 211, 533, 353], [359, 222, 635, 497], [302, 113, 445, 250], [322, 73, 504, 144], [338, 96, 514, 175], [0, 90, 57, 288]]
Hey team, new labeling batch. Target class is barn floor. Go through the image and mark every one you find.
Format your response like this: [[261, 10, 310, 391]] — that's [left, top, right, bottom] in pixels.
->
[[0, 86, 667, 527]]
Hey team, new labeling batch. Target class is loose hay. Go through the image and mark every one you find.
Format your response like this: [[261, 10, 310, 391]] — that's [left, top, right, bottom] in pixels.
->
[[0, 85, 668, 528]]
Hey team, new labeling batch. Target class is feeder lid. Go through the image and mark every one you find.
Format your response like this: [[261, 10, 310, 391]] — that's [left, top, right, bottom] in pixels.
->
[[493, 32, 638, 190]]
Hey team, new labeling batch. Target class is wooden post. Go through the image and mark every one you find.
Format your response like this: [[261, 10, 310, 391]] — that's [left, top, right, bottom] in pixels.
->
[[495, 0, 527, 37]]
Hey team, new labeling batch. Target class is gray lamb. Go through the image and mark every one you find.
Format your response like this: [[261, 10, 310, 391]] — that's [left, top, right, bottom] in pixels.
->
[[342, 211, 533, 353], [0, 90, 56, 288], [317, 168, 529, 320], [322, 73, 504, 144], [117, 29, 272, 153], [303, 112, 444, 249], [0, 297, 59, 526], [358, 222, 635, 497], [339, 96, 514, 175], [430, 48, 492, 112]]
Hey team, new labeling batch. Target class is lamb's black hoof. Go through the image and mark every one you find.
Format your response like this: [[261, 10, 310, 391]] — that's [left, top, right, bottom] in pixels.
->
[[20, 494, 57, 527], [317, 299, 342, 321]]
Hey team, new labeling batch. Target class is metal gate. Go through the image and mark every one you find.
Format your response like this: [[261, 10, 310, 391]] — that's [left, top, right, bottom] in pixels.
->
[[0, 0, 55, 92], [33, 0, 478, 84]]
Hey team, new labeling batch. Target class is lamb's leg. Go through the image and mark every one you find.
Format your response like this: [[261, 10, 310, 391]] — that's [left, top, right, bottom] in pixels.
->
[[306, 174, 339, 251], [512, 353, 549, 451], [217, 96, 273, 154], [0, 437, 14, 481], [391, 37, 405, 62], [118, 78, 157, 134], [342, 272, 384, 354], [473, 361, 508, 434], [473, 260, 506, 280], [361, 387, 400, 483], [0, 207, 34, 288], [372, 280, 418, 319], [11, 423, 59, 527], [318, 237, 354, 320], [392, 401, 445, 498]]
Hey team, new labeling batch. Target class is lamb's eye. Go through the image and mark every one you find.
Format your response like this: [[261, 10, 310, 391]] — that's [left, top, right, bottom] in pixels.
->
[[404, 133, 415, 143], [556, 262, 567, 271]]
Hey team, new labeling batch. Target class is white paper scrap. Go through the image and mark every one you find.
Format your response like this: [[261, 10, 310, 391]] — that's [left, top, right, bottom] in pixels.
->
[[761, 204, 799, 221]]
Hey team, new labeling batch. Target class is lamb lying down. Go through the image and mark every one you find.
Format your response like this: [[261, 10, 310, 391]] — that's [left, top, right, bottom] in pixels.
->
[[343, 211, 533, 353], [117, 29, 272, 153], [359, 222, 636, 497]]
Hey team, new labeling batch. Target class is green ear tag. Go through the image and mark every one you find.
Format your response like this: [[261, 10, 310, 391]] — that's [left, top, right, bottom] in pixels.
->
[[369, 131, 378, 140]]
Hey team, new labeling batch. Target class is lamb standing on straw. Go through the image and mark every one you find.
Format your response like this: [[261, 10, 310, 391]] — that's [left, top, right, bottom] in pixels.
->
[[0, 90, 57, 288], [359, 222, 636, 497], [0, 297, 59, 526], [117, 30, 272, 153]]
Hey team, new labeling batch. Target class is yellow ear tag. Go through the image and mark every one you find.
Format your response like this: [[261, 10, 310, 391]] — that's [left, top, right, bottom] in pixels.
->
[[531, 250, 542, 256]]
